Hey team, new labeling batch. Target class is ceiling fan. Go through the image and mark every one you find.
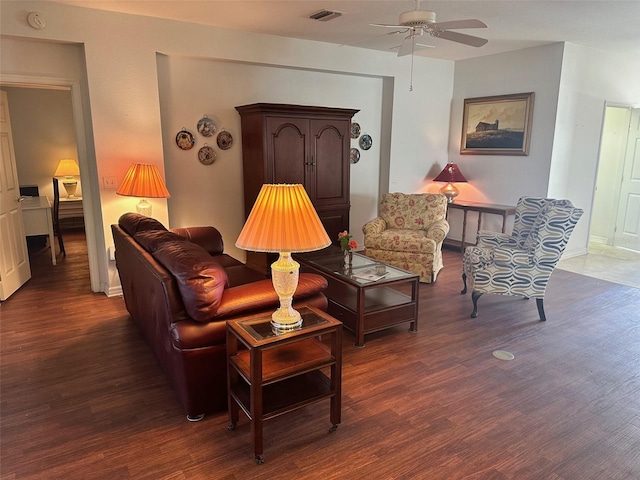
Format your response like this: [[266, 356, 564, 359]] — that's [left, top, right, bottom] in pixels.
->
[[371, 0, 488, 57]]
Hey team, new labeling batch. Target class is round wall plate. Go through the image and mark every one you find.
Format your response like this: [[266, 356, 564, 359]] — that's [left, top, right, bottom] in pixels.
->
[[359, 134, 372, 150], [197, 116, 216, 137], [176, 129, 195, 150], [198, 145, 216, 165], [350, 122, 361, 139], [350, 148, 360, 164]]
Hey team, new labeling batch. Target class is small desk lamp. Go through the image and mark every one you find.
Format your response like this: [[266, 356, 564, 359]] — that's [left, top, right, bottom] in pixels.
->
[[116, 163, 170, 216], [54, 159, 80, 198], [236, 184, 331, 333], [433, 163, 468, 203]]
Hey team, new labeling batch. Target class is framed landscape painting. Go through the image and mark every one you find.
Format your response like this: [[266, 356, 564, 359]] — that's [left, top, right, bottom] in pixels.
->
[[460, 92, 535, 155]]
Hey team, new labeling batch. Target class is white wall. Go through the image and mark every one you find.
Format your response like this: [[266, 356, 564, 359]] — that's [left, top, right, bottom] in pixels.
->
[[156, 55, 384, 261], [1, 1, 454, 293], [550, 43, 640, 256], [447, 44, 564, 244]]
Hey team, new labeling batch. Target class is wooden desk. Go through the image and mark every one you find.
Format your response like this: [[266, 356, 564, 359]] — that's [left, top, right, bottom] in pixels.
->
[[21, 196, 56, 265], [445, 200, 516, 250]]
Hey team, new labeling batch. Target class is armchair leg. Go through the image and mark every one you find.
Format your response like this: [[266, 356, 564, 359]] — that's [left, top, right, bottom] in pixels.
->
[[471, 291, 482, 318], [536, 298, 547, 321], [461, 272, 467, 294]]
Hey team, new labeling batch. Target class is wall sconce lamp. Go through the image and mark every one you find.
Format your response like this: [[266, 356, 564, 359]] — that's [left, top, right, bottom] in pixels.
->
[[53, 158, 80, 198], [116, 163, 170, 216], [433, 163, 468, 203], [236, 184, 331, 333]]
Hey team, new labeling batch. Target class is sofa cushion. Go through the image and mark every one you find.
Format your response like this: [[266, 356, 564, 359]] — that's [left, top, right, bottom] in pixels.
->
[[119, 212, 168, 236], [153, 240, 229, 323], [134, 230, 187, 253]]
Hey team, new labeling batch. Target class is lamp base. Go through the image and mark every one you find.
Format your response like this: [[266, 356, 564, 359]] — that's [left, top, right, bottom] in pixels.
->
[[440, 183, 459, 203], [270, 252, 303, 334], [136, 199, 152, 216], [62, 180, 78, 199]]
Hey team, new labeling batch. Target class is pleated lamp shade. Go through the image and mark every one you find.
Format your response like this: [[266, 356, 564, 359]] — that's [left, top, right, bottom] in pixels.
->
[[116, 164, 171, 198], [236, 184, 330, 253]]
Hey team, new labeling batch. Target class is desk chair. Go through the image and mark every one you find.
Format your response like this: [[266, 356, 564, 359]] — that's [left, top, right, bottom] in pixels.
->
[[52, 178, 66, 256]]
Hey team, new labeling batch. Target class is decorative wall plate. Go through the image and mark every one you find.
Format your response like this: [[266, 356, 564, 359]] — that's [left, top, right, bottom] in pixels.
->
[[197, 115, 216, 137], [350, 122, 361, 139], [359, 134, 373, 151], [350, 148, 360, 164], [198, 145, 216, 165], [176, 129, 195, 150], [216, 130, 233, 150]]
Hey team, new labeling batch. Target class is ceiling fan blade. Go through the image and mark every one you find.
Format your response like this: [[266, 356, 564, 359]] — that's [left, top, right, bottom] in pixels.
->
[[340, 30, 406, 48], [397, 36, 414, 57], [433, 19, 487, 30], [432, 29, 488, 47], [370, 23, 407, 29]]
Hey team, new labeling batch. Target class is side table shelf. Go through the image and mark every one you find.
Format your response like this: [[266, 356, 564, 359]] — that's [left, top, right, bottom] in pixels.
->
[[226, 306, 343, 464]]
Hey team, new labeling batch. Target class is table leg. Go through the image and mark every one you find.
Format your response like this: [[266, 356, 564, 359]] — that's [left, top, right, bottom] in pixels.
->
[[409, 279, 419, 333], [461, 209, 468, 250], [501, 214, 508, 233], [355, 288, 366, 347], [46, 214, 56, 265], [250, 348, 264, 463], [329, 327, 342, 430]]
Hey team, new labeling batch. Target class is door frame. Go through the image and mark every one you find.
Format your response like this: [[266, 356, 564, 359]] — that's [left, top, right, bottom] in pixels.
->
[[1, 74, 102, 292]]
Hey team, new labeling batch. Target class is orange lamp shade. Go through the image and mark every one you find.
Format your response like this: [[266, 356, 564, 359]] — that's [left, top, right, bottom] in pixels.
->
[[116, 164, 171, 198], [236, 184, 330, 253]]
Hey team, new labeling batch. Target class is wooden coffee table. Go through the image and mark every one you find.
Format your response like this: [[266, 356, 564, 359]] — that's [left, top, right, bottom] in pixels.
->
[[297, 250, 419, 347]]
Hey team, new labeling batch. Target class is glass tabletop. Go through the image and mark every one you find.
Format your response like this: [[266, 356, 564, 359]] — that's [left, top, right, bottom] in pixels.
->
[[297, 250, 417, 285], [235, 307, 330, 342]]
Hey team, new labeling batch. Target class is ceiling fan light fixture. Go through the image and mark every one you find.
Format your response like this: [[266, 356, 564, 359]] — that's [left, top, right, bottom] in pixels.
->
[[399, 9, 436, 27]]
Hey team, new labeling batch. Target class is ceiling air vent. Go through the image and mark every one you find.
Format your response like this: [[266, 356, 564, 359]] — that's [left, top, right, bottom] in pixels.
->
[[309, 10, 342, 22]]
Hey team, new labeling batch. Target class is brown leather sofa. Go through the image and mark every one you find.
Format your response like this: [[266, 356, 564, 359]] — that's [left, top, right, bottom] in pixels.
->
[[111, 213, 328, 420]]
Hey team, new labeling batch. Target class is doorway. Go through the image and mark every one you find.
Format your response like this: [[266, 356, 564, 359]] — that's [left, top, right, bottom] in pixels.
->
[[591, 105, 640, 253], [0, 77, 102, 294]]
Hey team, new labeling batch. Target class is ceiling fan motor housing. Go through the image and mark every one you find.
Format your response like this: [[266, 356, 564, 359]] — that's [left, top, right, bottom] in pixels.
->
[[399, 9, 436, 27]]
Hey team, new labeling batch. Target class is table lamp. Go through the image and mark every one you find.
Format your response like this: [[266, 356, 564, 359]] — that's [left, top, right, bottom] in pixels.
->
[[433, 162, 468, 203], [116, 163, 170, 216], [53, 159, 80, 198], [236, 184, 331, 333]]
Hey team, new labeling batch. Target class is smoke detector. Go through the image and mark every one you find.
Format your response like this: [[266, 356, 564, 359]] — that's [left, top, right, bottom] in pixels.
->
[[309, 10, 343, 22]]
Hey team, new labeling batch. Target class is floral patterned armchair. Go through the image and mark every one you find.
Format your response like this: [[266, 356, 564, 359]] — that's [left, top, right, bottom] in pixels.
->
[[461, 197, 583, 320], [362, 193, 450, 283]]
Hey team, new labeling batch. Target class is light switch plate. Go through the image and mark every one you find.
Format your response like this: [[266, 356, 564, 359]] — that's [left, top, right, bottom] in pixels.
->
[[103, 176, 117, 189]]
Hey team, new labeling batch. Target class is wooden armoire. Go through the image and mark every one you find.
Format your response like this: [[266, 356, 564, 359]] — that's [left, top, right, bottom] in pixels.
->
[[235, 103, 359, 273]]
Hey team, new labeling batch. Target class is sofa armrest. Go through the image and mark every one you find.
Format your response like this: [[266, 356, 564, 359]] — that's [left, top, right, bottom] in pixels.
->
[[214, 273, 327, 319], [425, 219, 450, 244], [170, 226, 224, 255], [363, 217, 387, 235]]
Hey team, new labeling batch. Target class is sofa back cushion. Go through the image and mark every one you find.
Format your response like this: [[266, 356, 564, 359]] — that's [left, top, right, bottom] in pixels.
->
[[119, 212, 168, 236], [134, 230, 187, 253], [152, 240, 229, 323], [379, 193, 447, 230]]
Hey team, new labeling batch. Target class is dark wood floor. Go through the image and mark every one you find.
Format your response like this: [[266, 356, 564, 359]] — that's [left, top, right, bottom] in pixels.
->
[[2, 232, 639, 479]]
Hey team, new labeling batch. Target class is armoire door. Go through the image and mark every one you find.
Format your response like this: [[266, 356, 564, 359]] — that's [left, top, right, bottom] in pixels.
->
[[266, 116, 308, 186], [310, 118, 350, 210]]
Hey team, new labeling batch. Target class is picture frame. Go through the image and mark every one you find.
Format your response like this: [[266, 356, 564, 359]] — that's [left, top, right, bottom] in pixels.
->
[[460, 92, 534, 155]]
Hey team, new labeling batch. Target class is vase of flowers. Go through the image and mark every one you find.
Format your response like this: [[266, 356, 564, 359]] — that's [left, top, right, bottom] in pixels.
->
[[338, 230, 357, 267]]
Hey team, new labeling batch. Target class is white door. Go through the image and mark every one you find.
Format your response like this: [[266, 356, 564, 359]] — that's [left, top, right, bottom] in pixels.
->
[[0, 90, 31, 300], [614, 108, 640, 252]]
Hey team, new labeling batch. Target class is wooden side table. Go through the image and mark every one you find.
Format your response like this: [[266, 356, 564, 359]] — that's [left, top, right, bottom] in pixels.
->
[[444, 200, 516, 250], [226, 306, 342, 464]]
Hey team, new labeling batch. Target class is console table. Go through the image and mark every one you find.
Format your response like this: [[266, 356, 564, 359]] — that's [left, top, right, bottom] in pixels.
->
[[444, 200, 516, 250], [59, 197, 84, 229]]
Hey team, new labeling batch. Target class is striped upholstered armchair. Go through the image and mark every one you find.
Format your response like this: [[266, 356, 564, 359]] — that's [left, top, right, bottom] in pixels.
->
[[363, 193, 449, 283], [461, 197, 583, 321]]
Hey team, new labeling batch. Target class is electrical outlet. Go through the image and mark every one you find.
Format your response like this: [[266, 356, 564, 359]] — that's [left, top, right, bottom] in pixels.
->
[[103, 176, 117, 189]]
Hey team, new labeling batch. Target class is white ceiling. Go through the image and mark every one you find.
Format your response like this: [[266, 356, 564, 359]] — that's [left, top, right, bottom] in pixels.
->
[[51, 0, 640, 61]]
